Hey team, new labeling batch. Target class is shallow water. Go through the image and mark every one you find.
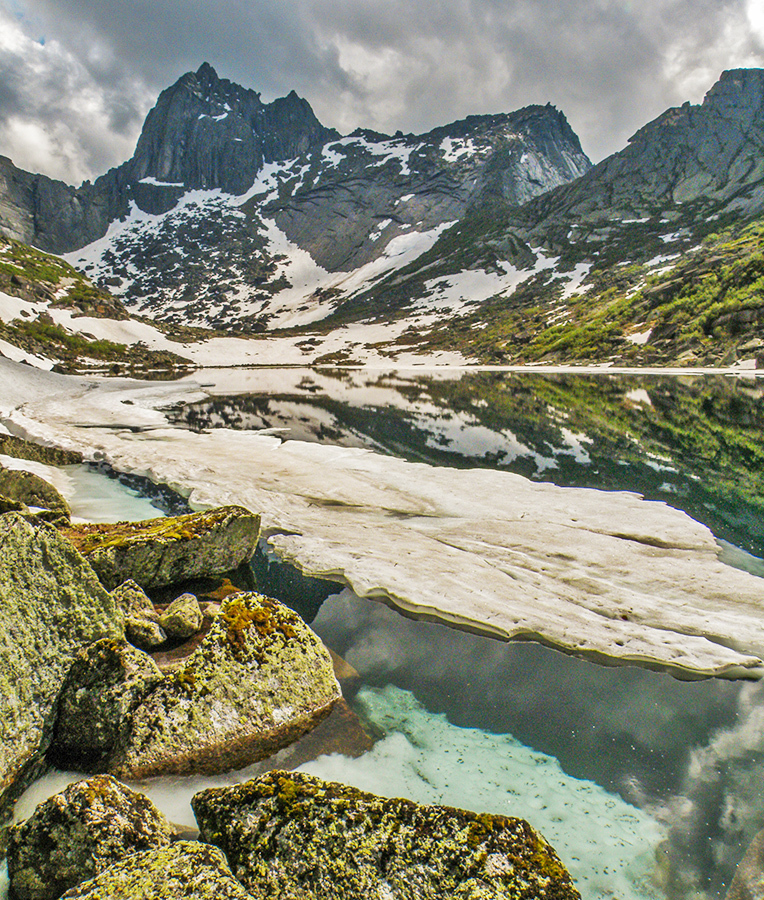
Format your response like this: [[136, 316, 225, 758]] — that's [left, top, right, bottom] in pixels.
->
[[0, 455, 174, 522]]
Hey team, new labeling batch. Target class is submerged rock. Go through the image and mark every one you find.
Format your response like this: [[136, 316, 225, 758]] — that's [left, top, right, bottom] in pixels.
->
[[159, 592, 203, 641], [50, 639, 163, 771], [110, 592, 341, 779], [59, 841, 253, 900], [0, 465, 71, 522], [193, 770, 581, 900], [0, 513, 123, 814], [60, 505, 260, 590], [7, 775, 174, 900]]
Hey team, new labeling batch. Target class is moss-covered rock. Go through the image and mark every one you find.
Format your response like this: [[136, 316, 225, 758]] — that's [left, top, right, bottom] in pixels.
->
[[112, 579, 158, 620], [0, 434, 82, 466], [49, 639, 163, 772], [0, 514, 123, 815], [193, 770, 581, 900], [110, 592, 341, 779], [0, 465, 70, 522], [725, 826, 764, 900], [60, 505, 261, 590], [7, 775, 175, 900], [59, 841, 253, 900], [111, 580, 167, 650], [159, 592, 203, 641], [125, 616, 167, 650]]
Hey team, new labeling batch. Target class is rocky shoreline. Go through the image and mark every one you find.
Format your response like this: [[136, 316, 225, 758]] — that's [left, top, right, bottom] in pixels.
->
[[0, 436, 581, 899]]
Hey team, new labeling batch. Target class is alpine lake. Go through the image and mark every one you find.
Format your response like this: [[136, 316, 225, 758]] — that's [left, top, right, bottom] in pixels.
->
[[8, 366, 764, 900]]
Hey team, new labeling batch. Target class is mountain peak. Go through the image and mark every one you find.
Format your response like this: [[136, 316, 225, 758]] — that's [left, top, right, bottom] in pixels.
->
[[195, 61, 219, 81]]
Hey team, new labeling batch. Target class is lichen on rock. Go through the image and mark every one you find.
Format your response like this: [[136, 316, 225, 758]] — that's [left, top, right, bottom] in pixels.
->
[[0, 434, 82, 466], [0, 513, 123, 814], [49, 638, 163, 772], [159, 592, 203, 641], [112, 580, 167, 649], [0, 465, 71, 523], [7, 775, 175, 900], [192, 770, 581, 900], [60, 505, 260, 590], [110, 591, 341, 779], [59, 841, 253, 900]]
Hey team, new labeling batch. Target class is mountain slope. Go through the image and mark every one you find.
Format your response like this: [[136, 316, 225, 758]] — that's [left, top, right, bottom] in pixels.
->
[[342, 69, 764, 366]]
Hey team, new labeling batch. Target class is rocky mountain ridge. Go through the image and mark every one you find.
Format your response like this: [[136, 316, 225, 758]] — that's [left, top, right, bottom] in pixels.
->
[[2, 67, 764, 366], [0, 63, 592, 332]]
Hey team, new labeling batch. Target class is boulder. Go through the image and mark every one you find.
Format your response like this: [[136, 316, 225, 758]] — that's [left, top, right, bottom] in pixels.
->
[[60, 505, 261, 590], [192, 771, 581, 900], [125, 616, 167, 650], [112, 579, 158, 620], [7, 775, 174, 900], [726, 827, 764, 900], [111, 580, 167, 650], [110, 592, 341, 779], [49, 639, 163, 771], [0, 434, 82, 466], [0, 513, 123, 814], [60, 841, 253, 900], [0, 465, 71, 522], [159, 592, 203, 641]]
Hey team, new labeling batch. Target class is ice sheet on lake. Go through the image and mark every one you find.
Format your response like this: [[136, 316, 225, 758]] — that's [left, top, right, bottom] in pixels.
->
[[3, 356, 764, 679]]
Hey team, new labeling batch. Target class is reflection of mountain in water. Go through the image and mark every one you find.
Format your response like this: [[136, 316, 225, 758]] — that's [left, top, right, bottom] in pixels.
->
[[172, 370, 764, 555]]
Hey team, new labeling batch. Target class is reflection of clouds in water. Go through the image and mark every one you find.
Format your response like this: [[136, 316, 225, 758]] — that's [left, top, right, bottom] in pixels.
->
[[657, 681, 764, 899], [312, 589, 762, 898]]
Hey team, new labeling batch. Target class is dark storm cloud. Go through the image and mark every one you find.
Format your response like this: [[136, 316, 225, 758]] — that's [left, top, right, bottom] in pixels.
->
[[1, 0, 763, 181]]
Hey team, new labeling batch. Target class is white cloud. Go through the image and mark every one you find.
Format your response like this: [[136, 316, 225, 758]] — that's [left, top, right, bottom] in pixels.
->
[[0, 3, 151, 182]]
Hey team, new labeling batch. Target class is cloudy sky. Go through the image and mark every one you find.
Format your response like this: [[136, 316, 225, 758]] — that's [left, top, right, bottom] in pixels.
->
[[1, 0, 763, 185]]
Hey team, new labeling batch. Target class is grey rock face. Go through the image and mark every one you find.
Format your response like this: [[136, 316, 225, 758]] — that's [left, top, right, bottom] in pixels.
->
[[7, 775, 174, 900], [126, 63, 337, 197], [0, 64, 336, 253], [193, 770, 581, 900], [109, 592, 341, 779], [0, 514, 123, 813], [50, 638, 163, 771], [59, 841, 253, 900], [269, 105, 591, 273], [523, 67, 764, 241]]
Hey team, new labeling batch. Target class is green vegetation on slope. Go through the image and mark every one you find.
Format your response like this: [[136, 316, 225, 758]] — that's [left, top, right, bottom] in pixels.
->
[[0, 235, 194, 376]]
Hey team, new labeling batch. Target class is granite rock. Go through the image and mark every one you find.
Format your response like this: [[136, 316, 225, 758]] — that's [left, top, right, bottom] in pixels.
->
[[110, 592, 341, 779], [49, 639, 163, 771], [60, 505, 260, 590], [159, 592, 203, 641], [7, 775, 174, 900], [59, 841, 253, 900], [0, 513, 122, 814], [193, 770, 581, 900]]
